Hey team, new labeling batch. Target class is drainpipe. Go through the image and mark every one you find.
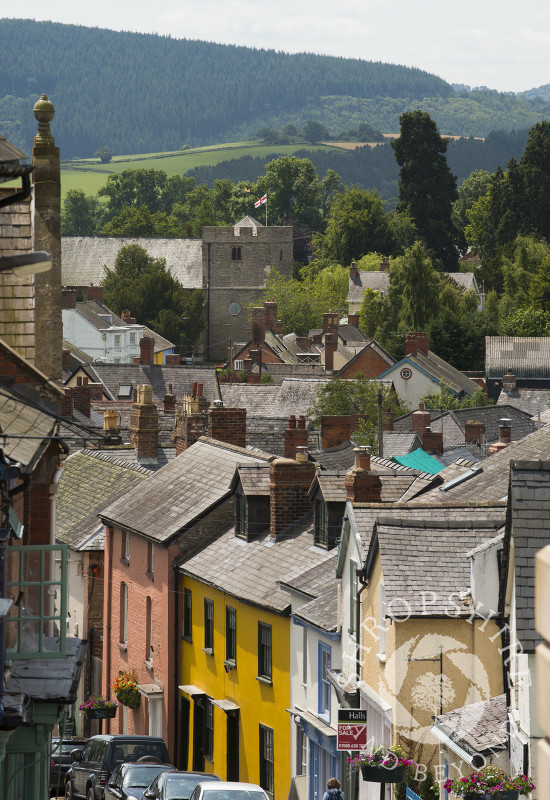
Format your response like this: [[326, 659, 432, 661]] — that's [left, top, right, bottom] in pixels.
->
[[355, 568, 368, 707], [104, 527, 113, 733]]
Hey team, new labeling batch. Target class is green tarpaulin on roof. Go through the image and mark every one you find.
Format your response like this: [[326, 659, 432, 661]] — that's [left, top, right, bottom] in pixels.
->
[[390, 448, 444, 474]]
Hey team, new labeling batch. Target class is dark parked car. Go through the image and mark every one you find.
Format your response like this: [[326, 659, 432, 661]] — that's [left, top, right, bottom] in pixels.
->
[[142, 771, 221, 800], [65, 735, 170, 800], [104, 762, 174, 800], [50, 738, 88, 796]]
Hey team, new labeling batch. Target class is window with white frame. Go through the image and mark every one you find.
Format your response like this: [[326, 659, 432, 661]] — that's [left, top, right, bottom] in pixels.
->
[[234, 360, 244, 371], [378, 583, 387, 659], [114, 334, 121, 347], [296, 723, 307, 775], [318, 642, 331, 720], [130, 332, 136, 344]]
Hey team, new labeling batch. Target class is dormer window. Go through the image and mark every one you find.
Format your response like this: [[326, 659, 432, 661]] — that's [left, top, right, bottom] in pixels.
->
[[231, 246, 242, 261], [236, 492, 247, 539], [314, 499, 328, 547]]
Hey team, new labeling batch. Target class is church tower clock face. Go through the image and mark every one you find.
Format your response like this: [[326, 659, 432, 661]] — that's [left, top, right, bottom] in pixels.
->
[[229, 302, 241, 316]]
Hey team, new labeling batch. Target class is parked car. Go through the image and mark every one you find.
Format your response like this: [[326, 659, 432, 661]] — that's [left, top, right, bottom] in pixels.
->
[[143, 771, 221, 800], [187, 782, 268, 800], [65, 735, 170, 800], [50, 738, 88, 796], [104, 763, 174, 800]]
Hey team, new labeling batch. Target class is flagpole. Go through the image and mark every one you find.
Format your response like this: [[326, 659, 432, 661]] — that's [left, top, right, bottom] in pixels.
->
[[265, 195, 268, 226]]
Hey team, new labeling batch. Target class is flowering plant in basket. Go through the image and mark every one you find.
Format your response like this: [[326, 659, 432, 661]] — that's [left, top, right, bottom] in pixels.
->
[[112, 669, 141, 709], [79, 696, 119, 713], [443, 765, 535, 796], [348, 744, 417, 772]]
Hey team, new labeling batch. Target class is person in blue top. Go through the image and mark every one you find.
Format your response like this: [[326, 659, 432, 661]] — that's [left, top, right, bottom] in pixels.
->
[[323, 777, 343, 800]]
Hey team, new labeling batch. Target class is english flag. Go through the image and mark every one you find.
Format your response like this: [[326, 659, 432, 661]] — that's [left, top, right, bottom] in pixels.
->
[[254, 193, 267, 208]]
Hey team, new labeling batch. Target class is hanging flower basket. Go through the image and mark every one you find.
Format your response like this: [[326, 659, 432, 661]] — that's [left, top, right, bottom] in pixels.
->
[[360, 764, 406, 783], [349, 745, 415, 784], [112, 669, 141, 710], [79, 697, 119, 719], [444, 766, 534, 798]]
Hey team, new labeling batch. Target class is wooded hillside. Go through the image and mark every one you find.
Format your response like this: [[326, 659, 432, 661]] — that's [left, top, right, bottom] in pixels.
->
[[1, 19, 549, 159]]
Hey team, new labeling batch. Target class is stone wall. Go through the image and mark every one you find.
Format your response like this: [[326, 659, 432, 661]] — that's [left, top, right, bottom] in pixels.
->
[[202, 223, 293, 361]]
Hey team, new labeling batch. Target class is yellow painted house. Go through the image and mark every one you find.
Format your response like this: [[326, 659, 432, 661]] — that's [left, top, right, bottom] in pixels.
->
[[176, 457, 334, 799]]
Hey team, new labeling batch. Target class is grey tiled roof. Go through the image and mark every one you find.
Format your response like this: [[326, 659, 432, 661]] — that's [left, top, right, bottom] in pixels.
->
[[418, 422, 550, 504], [312, 468, 433, 505], [264, 363, 326, 382], [90, 401, 178, 446], [283, 557, 339, 632], [433, 694, 507, 752], [350, 503, 506, 560], [337, 324, 369, 345], [74, 300, 175, 352], [62, 237, 203, 289], [0, 384, 57, 471], [406, 351, 481, 396], [486, 336, 550, 378], [90, 364, 220, 404], [245, 415, 320, 456], [382, 432, 422, 457], [371, 513, 506, 616], [177, 521, 334, 613], [220, 377, 332, 418], [235, 463, 271, 495], [506, 461, 550, 652], [347, 271, 479, 305], [5, 637, 87, 707], [56, 450, 152, 550], [450, 405, 537, 443], [497, 388, 550, 418], [310, 438, 423, 472], [91, 445, 177, 470], [100, 437, 272, 541]]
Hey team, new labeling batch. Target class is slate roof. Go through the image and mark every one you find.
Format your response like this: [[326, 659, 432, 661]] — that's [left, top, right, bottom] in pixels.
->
[[486, 336, 550, 379], [497, 388, 550, 418], [311, 468, 435, 505], [74, 300, 175, 353], [349, 503, 506, 560], [234, 463, 271, 495], [245, 415, 320, 456], [177, 520, 334, 613], [337, 324, 369, 346], [433, 695, 508, 752], [382, 432, 423, 458], [91, 401, 178, 446], [263, 363, 326, 382], [417, 422, 550, 504], [220, 377, 332, 418], [62, 237, 203, 289], [98, 445, 177, 470], [366, 512, 506, 616], [347, 271, 479, 305], [100, 437, 272, 542], [4, 637, 87, 707], [404, 351, 481, 396], [503, 461, 550, 652], [88, 364, 220, 404], [310, 439, 429, 472], [282, 557, 339, 633], [0, 384, 58, 471], [63, 339, 93, 366], [56, 450, 153, 550]]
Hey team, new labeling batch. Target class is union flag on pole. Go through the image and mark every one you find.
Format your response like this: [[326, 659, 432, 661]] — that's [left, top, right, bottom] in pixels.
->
[[254, 193, 267, 208]]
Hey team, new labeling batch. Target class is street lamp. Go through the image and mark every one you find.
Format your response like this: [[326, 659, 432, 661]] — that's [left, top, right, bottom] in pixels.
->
[[0, 251, 51, 276]]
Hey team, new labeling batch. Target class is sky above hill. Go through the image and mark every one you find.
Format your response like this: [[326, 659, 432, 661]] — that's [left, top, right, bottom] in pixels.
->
[[10, 2, 550, 94]]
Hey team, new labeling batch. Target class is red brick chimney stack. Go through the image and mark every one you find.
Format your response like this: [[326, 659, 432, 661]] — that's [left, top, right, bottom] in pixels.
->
[[208, 405, 247, 449], [251, 307, 266, 346], [130, 385, 159, 464], [61, 388, 73, 418], [275, 320, 284, 335], [422, 426, 443, 455], [347, 314, 360, 327], [73, 376, 91, 418], [284, 414, 309, 459], [349, 261, 358, 280], [264, 301, 278, 332], [269, 449, 316, 539], [164, 354, 181, 365], [62, 349, 71, 372], [405, 331, 429, 357], [164, 383, 176, 413], [324, 332, 337, 372], [488, 419, 512, 455], [322, 312, 339, 334], [87, 283, 104, 304], [62, 289, 77, 309], [139, 336, 155, 365], [345, 446, 382, 503], [379, 257, 390, 271], [122, 309, 137, 325], [411, 402, 431, 439], [465, 420, 485, 445]]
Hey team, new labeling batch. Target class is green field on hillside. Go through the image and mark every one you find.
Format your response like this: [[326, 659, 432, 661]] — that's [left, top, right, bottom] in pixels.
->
[[60, 141, 337, 199]]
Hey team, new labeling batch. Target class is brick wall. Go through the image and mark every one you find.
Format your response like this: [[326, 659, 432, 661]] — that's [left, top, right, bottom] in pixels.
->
[[208, 407, 246, 448], [103, 526, 179, 759], [269, 456, 316, 539], [337, 346, 392, 380], [284, 415, 308, 459]]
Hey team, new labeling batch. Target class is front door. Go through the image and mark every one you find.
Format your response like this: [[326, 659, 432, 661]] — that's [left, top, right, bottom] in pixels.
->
[[192, 699, 205, 772], [226, 712, 239, 781], [179, 697, 190, 770]]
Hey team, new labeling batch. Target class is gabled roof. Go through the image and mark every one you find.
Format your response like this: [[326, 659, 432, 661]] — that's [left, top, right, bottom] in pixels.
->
[[232, 463, 271, 496], [234, 215, 263, 230], [72, 300, 175, 352], [56, 450, 153, 550], [349, 503, 506, 560], [100, 437, 273, 542], [433, 694, 507, 753], [364, 510, 506, 616], [497, 388, 550, 418], [486, 336, 550, 379], [406, 351, 480, 396], [176, 520, 333, 613], [503, 460, 550, 652], [220, 377, 332, 418], [418, 422, 550, 504], [88, 363, 220, 404], [333, 339, 396, 378], [62, 237, 203, 289]]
